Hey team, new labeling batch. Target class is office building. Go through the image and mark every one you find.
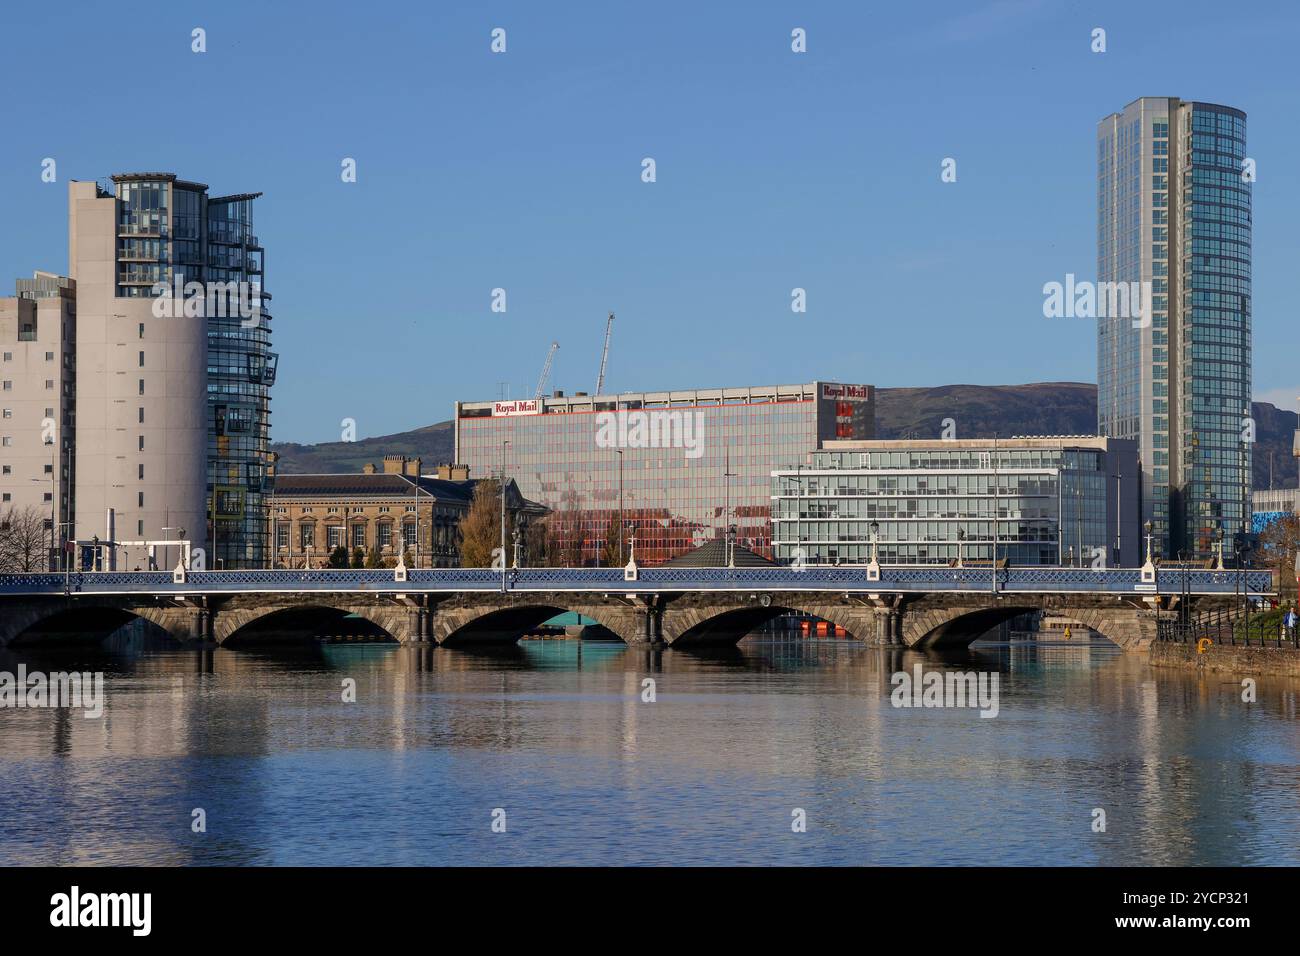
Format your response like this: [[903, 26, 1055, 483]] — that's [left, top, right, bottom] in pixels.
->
[[68, 174, 275, 569], [266, 457, 545, 568], [454, 381, 875, 564], [0, 273, 76, 567], [1097, 98, 1251, 560], [1252, 488, 1298, 534], [771, 437, 1141, 567]]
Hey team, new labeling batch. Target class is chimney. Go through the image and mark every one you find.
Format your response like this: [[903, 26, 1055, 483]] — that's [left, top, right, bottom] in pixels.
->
[[382, 455, 405, 475], [437, 463, 471, 480], [404, 457, 422, 477], [362, 463, 377, 475]]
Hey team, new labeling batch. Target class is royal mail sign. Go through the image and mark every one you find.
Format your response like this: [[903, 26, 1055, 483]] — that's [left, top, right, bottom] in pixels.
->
[[492, 399, 541, 417], [821, 383, 871, 402]]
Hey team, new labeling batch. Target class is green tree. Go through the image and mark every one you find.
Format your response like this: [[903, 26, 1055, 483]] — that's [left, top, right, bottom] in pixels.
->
[[350, 546, 365, 569], [327, 545, 349, 568], [459, 478, 513, 567], [364, 546, 382, 569]]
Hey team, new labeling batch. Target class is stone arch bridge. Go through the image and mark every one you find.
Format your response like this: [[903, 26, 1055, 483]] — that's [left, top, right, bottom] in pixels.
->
[[0, 565, 1271, 651]]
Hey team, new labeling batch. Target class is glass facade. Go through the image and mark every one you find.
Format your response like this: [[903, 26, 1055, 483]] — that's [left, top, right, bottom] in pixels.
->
[[111, 175, 276, 568], [206, 196, 273, 570], [772, 440, 1140, 567], [1097, 99, 1251, 560], [455, 382, 874, 565]]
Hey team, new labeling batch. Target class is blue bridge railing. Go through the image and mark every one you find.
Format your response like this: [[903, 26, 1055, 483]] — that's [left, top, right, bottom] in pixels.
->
[[0, 566, 1275, 597]]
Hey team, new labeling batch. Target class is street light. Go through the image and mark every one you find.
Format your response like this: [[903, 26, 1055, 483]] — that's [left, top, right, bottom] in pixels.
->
[[723, 448, 736, 568], [500, 439, 509, 591], [614, 448, 624, 565]]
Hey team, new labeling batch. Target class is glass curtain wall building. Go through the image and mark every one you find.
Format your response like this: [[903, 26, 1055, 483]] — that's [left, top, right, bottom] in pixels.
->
[[1097, 99, 1251, 560], [455, 382, 874, 565], [206, 193, 274, 569], [771, 438, 1140, 567], [109, 174, 274, 568]]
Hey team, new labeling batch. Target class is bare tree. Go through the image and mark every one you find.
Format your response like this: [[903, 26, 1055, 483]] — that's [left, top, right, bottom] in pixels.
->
[[1259, 514, 1299, 600], [0, 505, 50, 572]]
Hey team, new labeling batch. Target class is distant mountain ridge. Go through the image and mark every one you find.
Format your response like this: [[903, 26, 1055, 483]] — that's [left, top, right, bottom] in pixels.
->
[[271, 382, 1297, 491]]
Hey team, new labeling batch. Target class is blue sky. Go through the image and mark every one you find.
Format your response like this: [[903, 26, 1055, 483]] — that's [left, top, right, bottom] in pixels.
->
[[1, 0, 1296, 443]]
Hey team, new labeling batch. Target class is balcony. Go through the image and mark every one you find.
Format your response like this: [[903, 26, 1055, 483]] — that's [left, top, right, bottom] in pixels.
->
[[117, 222, 168, 238]]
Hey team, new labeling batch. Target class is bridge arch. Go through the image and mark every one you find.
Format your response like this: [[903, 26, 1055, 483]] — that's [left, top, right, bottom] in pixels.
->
[[0, 601, 185, 646], [218, 605, 403, 647], [215, 601, 408, 646], [903, 604, 1040, 650], [433, 598, 645, 647], [663, 598, 874, 648], [901, 602, 1155, 650]]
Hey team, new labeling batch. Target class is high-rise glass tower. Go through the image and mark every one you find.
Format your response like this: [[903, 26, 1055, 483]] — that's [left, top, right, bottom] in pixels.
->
[[69, 174, 275, 570], [1097, 98, 1251, 560]]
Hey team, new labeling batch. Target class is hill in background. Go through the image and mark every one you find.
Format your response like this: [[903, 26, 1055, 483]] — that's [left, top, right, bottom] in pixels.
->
[[271, 383, 1297, 491]]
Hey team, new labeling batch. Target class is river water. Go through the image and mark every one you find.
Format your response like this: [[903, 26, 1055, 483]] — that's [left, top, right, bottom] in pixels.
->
[[1, 635, 1297, 866]]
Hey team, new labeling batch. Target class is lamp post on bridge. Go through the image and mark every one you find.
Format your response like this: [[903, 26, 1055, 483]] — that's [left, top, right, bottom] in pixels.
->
[[499, 439, 509, 592]]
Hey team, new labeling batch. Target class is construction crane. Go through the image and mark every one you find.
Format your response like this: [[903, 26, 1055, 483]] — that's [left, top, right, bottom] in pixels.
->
[[595, 312, 614, 395], [535, 341, 559, 398]]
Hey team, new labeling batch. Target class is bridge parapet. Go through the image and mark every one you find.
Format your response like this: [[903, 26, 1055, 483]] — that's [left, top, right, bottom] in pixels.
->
[[0, 566, 1275, 597]]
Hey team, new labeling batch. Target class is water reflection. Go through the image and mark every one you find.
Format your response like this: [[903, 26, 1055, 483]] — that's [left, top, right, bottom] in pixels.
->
[[0, 635, 1297, 865]]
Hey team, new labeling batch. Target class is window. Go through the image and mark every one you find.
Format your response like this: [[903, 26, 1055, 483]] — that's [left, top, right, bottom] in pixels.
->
[[44, 380, 53, 390], [1, 466, 9, 475], [327, 525, 344, 549], [300, 524, 315, 549], [1, 493, 9, 502], [1, 437, 10, 447], [138, 379, 144, 395], [45, 351, 54, 361], [1, 410, 9, 419], [43, 492, 52, 503], [378, 523, 393, 548], [138, 323, 145, 340], [43, 464, 52, 474], [138, 351, 145, 367], [138, 436, 144, 451], [276, 525, 289, 550], [138, 463, 144, 480], [138, 407, 144, 424], [352, 523, 366, 548], [2, 382, 10, 391], [138, 492, 144, 507]]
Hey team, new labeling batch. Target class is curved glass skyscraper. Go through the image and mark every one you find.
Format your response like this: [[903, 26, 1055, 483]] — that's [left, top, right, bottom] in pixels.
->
[[68, 173, 275, 570], [1098, 99, 1251, 560]]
